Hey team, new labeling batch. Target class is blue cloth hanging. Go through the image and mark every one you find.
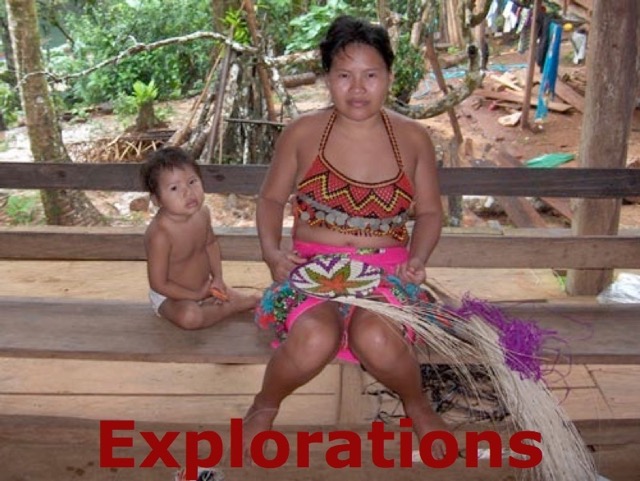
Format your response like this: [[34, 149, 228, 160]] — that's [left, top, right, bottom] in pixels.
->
[[535, 21, 562, 121]]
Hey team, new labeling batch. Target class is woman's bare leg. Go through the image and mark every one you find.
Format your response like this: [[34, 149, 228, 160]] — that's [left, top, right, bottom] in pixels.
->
[[244, 302, 343, 461], [348, 309, 450, 460]]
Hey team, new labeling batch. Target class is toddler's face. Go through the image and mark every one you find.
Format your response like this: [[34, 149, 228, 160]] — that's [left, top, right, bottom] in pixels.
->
[[154, 166, 204, 217]]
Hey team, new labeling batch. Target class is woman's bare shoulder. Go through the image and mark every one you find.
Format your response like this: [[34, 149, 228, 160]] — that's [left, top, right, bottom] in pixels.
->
[[384, 108, 433, 151], [385, 108, 428, 134], [283, 107, 333, 135]]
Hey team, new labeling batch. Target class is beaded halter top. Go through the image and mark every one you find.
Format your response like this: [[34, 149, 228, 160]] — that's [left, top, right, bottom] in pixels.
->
[[294, 110, 414, 243]]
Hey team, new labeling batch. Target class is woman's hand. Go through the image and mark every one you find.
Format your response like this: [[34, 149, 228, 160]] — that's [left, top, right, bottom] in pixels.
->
[[265, 249, 307, 283], [396, 257, 426, 285]]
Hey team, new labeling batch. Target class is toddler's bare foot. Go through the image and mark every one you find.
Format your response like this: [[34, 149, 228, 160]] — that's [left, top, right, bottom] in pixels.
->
[[242, 403, 278, 466], [227, 288, 261, 311]]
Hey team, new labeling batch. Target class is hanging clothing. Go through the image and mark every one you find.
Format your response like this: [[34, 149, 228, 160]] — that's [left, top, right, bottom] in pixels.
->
[[517, 8, 532, 54], [535, 21, 563, 121]]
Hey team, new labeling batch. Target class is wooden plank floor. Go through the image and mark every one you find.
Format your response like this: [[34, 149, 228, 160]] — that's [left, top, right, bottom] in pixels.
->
[[1, 414, 638, 481]]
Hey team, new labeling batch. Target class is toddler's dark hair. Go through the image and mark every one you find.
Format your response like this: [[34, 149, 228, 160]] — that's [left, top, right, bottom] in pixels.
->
[[320, 15, 394, 72], [140, 146, 202, 196]]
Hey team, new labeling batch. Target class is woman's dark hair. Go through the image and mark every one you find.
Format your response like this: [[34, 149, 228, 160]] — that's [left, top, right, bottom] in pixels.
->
[[140, 146, 202, 196], [320, 15, 395, 72]]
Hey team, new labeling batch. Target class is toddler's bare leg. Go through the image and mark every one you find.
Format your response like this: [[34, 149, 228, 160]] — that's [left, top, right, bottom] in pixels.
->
[[243, 302, 342, 463], [202, 287, 260, 321], [348, 309, 450, 460], [159, 299, 207, 330], [159, 289, 260, 330]]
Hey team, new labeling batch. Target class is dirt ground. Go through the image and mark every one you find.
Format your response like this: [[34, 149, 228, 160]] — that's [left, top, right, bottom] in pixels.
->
[[1, 39, 639, 229]]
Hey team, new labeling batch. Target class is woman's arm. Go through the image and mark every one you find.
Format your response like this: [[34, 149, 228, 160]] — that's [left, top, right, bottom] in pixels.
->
[[257, 120, 308, 282], [398, 121, 443, 283]]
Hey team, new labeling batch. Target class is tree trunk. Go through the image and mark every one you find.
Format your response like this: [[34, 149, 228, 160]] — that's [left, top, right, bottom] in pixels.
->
[[443, 0, 464, 47], [6, 0, 104, 226], [135, 101, 158, 131], [211, 0, 225, 33], [566, 1, 638, 295], [0, 15, 17, 85], [377, 0, 389, 27]]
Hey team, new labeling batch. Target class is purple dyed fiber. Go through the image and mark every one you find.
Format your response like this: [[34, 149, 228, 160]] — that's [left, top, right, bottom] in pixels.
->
[[453, 294, 557, 381]]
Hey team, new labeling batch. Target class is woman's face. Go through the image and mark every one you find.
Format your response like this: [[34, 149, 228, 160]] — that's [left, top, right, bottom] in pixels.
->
[[325, 42, 392, 121]]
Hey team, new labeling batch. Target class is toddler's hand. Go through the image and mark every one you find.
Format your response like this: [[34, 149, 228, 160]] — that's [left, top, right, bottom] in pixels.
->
[[210, 279, 229, 302]]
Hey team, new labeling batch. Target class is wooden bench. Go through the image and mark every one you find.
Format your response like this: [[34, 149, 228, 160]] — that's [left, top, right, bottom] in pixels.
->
[[2, 296, 640, 365]]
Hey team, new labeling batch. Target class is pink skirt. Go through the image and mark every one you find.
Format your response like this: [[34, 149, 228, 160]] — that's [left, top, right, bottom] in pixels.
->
[[255, 240, 434, 363]]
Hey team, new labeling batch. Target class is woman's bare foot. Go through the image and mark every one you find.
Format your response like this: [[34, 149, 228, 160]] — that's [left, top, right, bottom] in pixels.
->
[[242, 403, 279, 465], [404, 402, 451, 460]]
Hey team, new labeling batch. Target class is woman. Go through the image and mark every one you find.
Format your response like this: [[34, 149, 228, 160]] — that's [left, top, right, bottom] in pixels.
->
[[248, 15, 448, 461]]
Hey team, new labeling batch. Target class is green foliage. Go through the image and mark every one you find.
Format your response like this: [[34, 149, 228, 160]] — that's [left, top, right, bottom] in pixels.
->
[[223, 8, 251, 45], [132, 79, 158, 107], [0, 82, 21, 127], [553, 270, 567, 291], [391, 33, 425, 104], [36, 0, 427, 114], [54, 0, 214, 106], [113, 79, 165, 127], [256, 0, 294, 55], [285, 0, 374, 54], [113, 92, 137, 121], [5, 193, 40, 225]]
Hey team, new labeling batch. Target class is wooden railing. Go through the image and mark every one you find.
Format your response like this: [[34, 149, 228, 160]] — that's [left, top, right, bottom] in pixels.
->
[[1, 162, 639, 269]]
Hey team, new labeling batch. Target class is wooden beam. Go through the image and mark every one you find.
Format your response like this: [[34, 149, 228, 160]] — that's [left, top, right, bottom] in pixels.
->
[[0, 163, 267, 194], [554, 77, 585, 113], [1, 163, 639, 198], [475, 158, 548, 227], [1, 226, 639, 268], [476, 88, 573, 113], [492, 149, 574, 220], [571, 0, 594, 15]]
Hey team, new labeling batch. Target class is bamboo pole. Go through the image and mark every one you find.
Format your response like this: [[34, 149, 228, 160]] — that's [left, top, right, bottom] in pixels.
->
[[205, 43, 234, 163], [243, 0, 278, 122], [521, 0, 542, 130]]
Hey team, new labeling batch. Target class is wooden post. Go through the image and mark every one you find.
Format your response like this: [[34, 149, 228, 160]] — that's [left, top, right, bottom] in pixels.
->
[[566, 0, 638, 295], [424, 35, 464, 226], [337, 364, 367, 426], [521, 0, 542, 130]]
